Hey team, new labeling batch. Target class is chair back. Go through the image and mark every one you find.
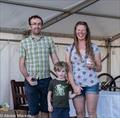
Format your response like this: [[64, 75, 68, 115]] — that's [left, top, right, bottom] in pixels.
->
[[11, 80, 28, 111]]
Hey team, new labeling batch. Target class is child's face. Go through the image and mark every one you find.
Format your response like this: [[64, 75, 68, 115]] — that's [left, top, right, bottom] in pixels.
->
[[56, 68, 67, 79]]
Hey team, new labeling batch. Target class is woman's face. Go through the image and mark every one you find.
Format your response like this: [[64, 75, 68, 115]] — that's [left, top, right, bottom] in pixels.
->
[[76, 24, 87, 41]]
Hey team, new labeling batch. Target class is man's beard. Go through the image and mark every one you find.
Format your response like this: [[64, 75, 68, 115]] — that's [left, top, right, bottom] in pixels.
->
[[33, 29, 41, 35]]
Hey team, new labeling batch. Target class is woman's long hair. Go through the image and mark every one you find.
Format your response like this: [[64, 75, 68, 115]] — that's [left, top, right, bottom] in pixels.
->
[[73, 21, 96, 64]]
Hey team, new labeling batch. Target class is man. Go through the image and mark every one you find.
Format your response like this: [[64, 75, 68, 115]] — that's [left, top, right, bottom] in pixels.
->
[[19, 15, 59, 118]]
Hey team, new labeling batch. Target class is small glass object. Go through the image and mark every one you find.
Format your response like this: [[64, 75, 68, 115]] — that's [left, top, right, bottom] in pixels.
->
[[31, 78, 38, 86], [86, 58, 92, 65]]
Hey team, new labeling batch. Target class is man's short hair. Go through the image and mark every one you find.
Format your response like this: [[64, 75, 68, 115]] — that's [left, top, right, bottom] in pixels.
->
[[28, 15, 43, 25]]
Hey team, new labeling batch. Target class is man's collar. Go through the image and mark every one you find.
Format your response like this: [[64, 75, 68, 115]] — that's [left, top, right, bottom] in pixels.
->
[[30, 35, 44, 41]]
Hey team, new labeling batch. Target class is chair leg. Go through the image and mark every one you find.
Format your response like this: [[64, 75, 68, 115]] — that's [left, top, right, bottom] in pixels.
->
[[14, 110, 17, 118]]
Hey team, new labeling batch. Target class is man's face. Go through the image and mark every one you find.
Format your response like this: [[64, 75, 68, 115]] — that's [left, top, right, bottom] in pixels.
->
[[29, 18, 42, 35]]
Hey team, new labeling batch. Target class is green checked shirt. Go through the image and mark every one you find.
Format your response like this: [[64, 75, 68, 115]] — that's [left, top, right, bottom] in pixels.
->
[[19, 35, 56, 79]]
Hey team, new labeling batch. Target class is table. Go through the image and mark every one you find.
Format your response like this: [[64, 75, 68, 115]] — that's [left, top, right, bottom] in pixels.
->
[[69, 91, 120, 118], [97, 91, 120, 118], [0, 110, 29, 118], [0, 110, 15, 118]]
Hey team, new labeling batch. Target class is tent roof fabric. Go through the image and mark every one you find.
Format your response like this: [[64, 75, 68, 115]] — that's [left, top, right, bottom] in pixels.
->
[[0, 0, 120, 40]]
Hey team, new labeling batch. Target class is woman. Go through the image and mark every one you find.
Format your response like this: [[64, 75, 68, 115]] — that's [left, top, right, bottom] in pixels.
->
[[65, 21, 102, 118]]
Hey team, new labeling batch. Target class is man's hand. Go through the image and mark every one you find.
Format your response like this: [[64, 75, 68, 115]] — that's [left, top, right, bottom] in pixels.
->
[[26, 76, 37, 86]]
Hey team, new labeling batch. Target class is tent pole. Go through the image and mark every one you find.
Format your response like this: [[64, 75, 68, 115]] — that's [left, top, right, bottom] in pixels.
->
[[105, 39, 111, 74]]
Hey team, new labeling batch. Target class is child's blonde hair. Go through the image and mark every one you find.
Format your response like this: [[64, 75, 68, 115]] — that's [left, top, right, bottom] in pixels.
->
[[54, 61, 69, 73]]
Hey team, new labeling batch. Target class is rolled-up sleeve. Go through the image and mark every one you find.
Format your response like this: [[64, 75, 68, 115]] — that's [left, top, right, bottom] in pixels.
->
[[19, 41, 26, 58], [49, 37, 56, 54]]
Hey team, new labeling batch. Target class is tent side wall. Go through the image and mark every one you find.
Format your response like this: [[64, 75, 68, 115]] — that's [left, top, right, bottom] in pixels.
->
[[111, 39, 120, 77], [0, 32, 118, 108]]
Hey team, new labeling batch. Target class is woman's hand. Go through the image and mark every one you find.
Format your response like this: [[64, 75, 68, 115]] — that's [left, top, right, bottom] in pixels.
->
[[87, 63, 95, 69], [73, 85, 82, 95], [86, 58, 95, 69]]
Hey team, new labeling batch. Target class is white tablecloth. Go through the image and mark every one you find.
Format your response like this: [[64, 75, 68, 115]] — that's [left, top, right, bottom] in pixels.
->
[[69, 91, 120, 118]]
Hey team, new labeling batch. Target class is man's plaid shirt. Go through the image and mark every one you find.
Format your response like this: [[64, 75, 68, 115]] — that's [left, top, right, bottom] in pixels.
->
[[19, 36, 56, 79]]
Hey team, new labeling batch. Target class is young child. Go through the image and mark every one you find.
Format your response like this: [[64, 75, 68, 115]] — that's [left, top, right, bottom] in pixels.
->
[[47, 61, 76, 118]]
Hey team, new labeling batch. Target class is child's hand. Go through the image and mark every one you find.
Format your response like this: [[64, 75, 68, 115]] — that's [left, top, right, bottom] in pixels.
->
[[69, 93, 77, 99], [48, 104, 53, 112]]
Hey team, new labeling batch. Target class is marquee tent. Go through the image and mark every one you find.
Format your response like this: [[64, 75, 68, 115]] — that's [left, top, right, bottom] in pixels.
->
[[0, 0, 120, 112]]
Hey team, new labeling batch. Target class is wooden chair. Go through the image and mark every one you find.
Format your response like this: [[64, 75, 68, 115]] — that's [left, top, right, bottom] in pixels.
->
[[11, 80, 29, 118]]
